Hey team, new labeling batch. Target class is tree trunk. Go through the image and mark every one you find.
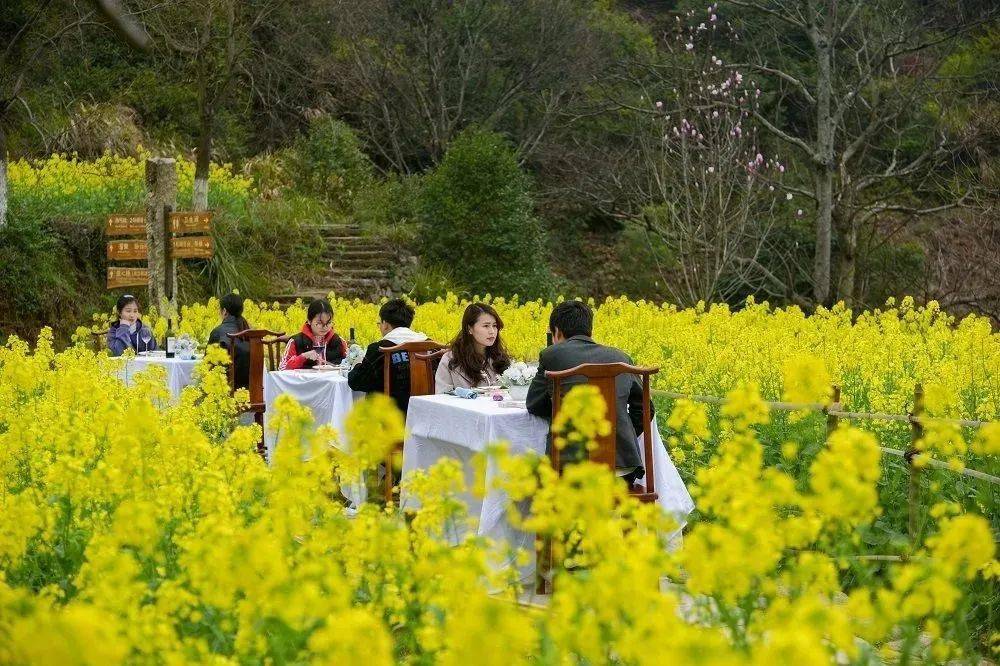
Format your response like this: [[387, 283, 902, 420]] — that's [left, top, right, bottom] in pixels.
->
[[146, 157, 179, 312], [835, 212, 857, 308], [814, 166, 834, 304], [812, 30, 835, 305], [0, 126, 8, 228], [193, 112, 213, 212]]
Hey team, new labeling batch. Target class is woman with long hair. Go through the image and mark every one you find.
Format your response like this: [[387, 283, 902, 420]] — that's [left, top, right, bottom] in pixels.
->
[[435, 302, 511, 393]]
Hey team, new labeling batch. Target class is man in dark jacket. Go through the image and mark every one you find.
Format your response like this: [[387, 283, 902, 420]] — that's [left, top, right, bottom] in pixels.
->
[[207, 293, 251, 390], [526, 300, 653, 482], [348, 298, 428, 414]]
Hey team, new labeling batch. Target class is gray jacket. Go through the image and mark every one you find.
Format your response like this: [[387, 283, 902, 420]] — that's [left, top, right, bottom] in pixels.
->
[[525, 335, 652, 473]]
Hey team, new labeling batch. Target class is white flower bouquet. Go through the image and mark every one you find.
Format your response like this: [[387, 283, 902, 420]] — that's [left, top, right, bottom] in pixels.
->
[[176, 334, 198, 360], [342, 343, 365, 368], [501, 361, 536, 401]]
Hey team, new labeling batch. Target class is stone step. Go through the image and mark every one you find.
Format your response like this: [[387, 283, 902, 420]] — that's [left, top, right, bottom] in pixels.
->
[[303, 223, 362, 232], [270, 285, 387, 303], [323, 234, 379, 247], [322, 248, 393, 259], [326, 265, 389, 275]]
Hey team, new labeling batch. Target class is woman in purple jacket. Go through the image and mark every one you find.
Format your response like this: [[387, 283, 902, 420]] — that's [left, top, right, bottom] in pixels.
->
[[106, 295, 157, 356]]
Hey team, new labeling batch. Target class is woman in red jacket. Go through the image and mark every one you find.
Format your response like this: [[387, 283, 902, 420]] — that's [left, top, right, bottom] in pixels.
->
[[279, 299, 348, 369]]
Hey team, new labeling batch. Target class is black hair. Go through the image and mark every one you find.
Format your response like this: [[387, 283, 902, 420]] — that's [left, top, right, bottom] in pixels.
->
[[220, 293, 250, 331], [115, 294, 140, 317], [110, 295, 141, 331], [549, 300, 593, 339], [307, 298, 334, 322], [379, 298, 414, 329]]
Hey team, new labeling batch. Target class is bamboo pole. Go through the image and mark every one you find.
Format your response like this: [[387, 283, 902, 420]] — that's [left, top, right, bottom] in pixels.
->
[[650, 388, 1000, 486], [907, 385, 925, 546]]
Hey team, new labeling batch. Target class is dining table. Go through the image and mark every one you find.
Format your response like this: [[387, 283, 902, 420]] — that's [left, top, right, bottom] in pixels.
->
[[262, 366, 366, 503], [117, 351, 201, 400], [400, 393, 694, 585]]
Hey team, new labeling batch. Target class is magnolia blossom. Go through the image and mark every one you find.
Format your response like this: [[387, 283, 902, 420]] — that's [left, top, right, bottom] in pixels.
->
[[686, 42, 694, 50], [707, 166, 715, 173], [786, 192, 793, 200], [655, 100, 664, 109]]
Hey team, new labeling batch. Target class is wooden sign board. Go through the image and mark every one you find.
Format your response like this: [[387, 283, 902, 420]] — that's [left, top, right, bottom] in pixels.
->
[[107, 239, 148, 261], [171, 235, 214, 259], [106, 214, 146, 236], [107, 267, 149, 289], [169, 211, 212, 234]]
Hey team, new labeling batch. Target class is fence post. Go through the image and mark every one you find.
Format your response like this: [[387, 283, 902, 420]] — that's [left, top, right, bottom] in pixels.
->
[[905, 384, 925, 547], [825, 385, 841, 437]]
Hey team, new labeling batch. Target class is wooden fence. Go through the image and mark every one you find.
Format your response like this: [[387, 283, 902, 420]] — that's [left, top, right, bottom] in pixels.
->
[[651, 383, 999, 548]]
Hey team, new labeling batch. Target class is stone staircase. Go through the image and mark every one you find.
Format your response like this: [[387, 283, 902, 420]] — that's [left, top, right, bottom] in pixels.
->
[[271, 224, 396, 304]]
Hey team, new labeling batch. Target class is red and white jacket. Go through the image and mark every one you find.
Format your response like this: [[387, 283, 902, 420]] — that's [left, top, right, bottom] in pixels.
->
[[279, 323, 348, 370]]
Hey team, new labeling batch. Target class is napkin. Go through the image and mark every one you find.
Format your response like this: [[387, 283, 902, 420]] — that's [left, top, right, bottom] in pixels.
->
[[450, 387, 479, 399]]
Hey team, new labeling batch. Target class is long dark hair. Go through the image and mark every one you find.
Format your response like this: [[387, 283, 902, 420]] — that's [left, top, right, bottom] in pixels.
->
[[448, 303, 511, 383], [110, 294, 140, 330], [220, 293, 250, 331]]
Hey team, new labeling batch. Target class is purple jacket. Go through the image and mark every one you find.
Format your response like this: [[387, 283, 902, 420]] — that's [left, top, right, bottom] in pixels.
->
[[107, 319, 157, 356]]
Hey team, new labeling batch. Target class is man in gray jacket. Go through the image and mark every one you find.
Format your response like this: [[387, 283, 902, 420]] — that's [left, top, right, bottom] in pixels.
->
[[526, 300, 652, 482]]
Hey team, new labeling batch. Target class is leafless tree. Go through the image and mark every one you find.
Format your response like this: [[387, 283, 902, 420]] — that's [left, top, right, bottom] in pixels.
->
[[725, 0, 993, 305], [136, 0, 288, 211], [314, 0, 612, 173]]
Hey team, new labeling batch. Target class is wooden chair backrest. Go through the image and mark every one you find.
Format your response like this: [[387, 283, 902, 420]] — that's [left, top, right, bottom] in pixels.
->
[[381, 340, 447, 399], [262, 334, 292, 372], [226, 329, 284, 408], [413, 348, 449, 393], [545, 362, 659, 495], [379, 340, 446, 504]]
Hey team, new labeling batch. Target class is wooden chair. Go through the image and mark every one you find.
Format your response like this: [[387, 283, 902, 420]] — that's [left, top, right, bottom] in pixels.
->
[[227, 329, 285, 459], [412, 347, 449, 394], [380, 340, 447, 503], [92, 329, 109, 353], [536, 361, 660, 593], [263, 334, 292, 371]]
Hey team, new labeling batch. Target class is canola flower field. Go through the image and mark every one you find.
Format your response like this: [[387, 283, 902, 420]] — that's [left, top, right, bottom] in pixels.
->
[[0, 295, 996, 663]]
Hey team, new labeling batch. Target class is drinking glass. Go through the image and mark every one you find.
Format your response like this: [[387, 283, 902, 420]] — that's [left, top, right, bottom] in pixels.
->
[[140, 328, 152, 354]]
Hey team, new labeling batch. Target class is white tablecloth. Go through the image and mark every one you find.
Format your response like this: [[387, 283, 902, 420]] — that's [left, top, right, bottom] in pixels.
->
[[400, 394, 695, 584], [262, 369, 362, 462], [118, 354, 200, 400]]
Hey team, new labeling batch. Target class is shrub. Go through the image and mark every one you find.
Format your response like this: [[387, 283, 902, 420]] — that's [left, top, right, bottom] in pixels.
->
[[418, 130, 552, 298], [287, 117, 373, 207]]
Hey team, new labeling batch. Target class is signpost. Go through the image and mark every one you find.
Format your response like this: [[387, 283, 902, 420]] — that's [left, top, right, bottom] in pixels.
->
[[107, 267, 150, 289], [171, 235, 214, 259], [106, 214, 146, 236], [105, 173, 214, 299], [169, 211, 212, 234], [107, 239, 148, 261]]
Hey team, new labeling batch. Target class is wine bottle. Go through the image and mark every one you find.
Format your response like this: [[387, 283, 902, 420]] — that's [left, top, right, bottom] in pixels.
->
[[165, 319, 176, 358], [349, 327, 356, 345]]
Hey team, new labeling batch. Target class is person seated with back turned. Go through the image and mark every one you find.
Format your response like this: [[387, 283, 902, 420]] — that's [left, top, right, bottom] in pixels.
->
[[207, 293, 252, 390], [435, 302, 511, 393], [526, 300, 653, 484], [348, 298, 428, 414]]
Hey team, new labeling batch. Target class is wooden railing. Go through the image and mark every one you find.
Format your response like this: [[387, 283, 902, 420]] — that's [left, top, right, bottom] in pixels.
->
[[652, 383, 999, 548]]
